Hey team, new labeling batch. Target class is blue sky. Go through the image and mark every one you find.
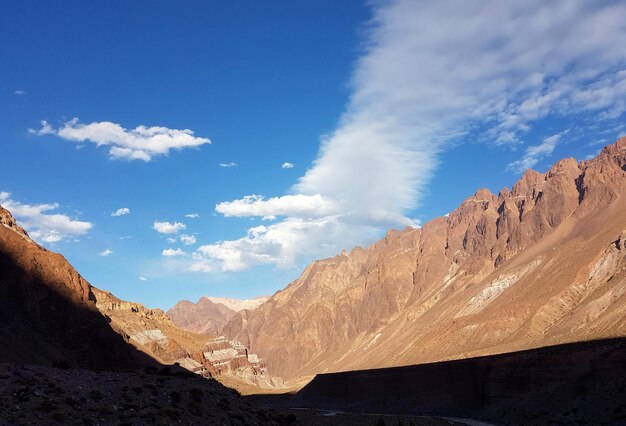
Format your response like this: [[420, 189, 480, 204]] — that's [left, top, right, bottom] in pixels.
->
[[2, 1, 626, 310]]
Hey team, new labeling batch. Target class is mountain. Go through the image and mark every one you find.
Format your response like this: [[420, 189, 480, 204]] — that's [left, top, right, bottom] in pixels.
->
[[167, 296, 268, 336], [223, 137, 626, 380], [167, 297, 238, 335], [205, 296, 269, 312], [0, 205, 153, 370]]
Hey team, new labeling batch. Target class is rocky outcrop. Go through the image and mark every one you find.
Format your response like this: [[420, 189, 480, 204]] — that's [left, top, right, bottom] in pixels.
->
[[201, 336, 281, 389], [223, 137, 626, 380]]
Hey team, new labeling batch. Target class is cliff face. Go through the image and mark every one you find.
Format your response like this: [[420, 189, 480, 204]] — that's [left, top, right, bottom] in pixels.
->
[[223, 138, 626, 380], [0, 206, 154, 370]]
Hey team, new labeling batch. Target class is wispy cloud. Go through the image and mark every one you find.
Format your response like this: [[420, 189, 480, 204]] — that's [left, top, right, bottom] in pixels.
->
[[219, 162, 237, 168], [153, 221, 186, 234], [190, 0, 626, 272], [179, 234, 196, 246], [14, 90, 25, 95], [185, 213, 199, 219], [281, 162, 294, 169], [30, 118, 210, 161], [216, 194, 337, 221], [0, 191, 92, 244], [162, 248, 186, 257], [111, 207, 130, 217], [139, 276, 147, 281], [508, 130, 569, 173], [99, 249, 113, 257], [29, 120, 54, 135]]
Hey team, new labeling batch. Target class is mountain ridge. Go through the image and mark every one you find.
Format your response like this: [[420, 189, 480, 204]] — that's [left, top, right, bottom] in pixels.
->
[[222, 137, 626, 380]]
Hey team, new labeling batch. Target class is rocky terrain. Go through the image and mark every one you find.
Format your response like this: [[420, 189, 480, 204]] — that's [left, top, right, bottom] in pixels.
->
[[223, 138, 626, 380], [0, 363, 284, 425]]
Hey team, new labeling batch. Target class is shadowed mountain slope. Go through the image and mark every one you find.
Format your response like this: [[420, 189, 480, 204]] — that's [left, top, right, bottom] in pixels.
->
[[249, 337, 626, 425], [224, 138, 626, 380], [0, 206, 155, 370]]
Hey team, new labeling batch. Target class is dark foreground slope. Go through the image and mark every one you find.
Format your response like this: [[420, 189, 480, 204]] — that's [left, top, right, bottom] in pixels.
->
[[259, 338, 625, 425]]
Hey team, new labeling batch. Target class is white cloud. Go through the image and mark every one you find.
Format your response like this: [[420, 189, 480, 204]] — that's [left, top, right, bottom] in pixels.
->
[[111, 207, 130, 217], [99, 249, 113, 257], [190, 0, 626, 272], [162, 248, 186, 257], [508, 130, 569, 173], [219, 162, 237, 168], [0, 191, 92, 244], [153, 221, 186, 234], [281, 162, 294, 169], [30, 118, 211, 161], [14, 90, 25, 95], [185, 213, 199, 218], [28, 120, 54, 135], [180, 234, 196, 246], [215, 194, 338, 221], [139, 276, 147, 281], [166, 237, 177, 244]]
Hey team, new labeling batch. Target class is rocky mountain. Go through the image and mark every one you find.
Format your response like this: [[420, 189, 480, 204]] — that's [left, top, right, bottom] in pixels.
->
[[223, 137, 626, 380], [205, 296, 269, 312], [167, 297, 238, 335], [167, 295, 268, 336], [0, 205, 154, 370]]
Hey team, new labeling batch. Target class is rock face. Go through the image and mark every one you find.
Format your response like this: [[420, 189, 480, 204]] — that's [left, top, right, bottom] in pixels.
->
[[0, 206, 154, 370], [223, 137, 626, 380]]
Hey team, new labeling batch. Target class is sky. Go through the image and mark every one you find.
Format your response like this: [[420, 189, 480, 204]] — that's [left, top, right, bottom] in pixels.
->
[[2, 1, 626, 310]]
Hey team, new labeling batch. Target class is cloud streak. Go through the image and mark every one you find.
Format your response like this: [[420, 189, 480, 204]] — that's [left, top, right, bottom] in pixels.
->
[[31, 119, 211, 161], [111, 207, 131, 217]]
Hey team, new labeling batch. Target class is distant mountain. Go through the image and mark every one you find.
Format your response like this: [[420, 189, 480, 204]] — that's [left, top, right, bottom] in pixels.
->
[[205, 296, 269, 312], [167, 296, 268, 336], [223, 137, 626, 380], [0, 205, 153, 370], [95, 289, 281, 391], [167, 297, 237, 335]]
